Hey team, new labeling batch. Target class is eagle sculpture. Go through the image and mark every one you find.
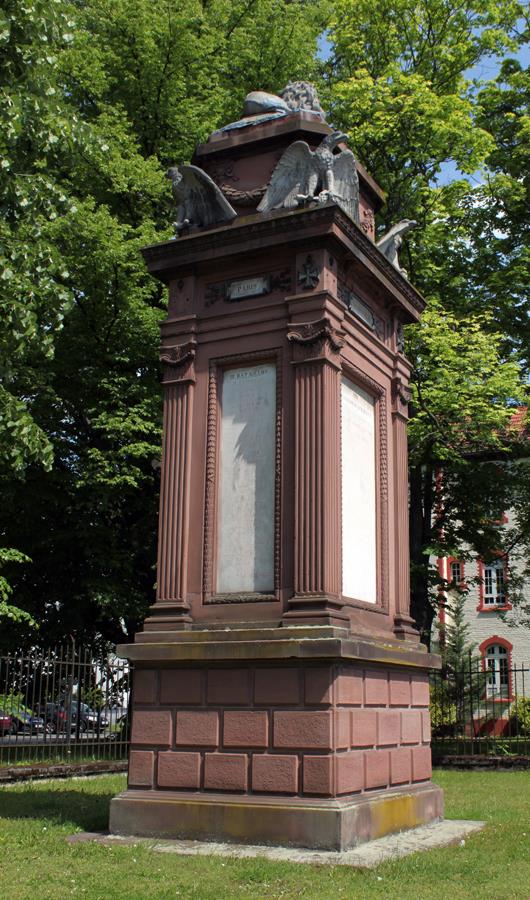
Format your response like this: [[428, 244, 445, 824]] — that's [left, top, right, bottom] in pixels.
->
[[167, 165, 237, 235], [376, 219, 417, 278], [257, 131, 359, 223]]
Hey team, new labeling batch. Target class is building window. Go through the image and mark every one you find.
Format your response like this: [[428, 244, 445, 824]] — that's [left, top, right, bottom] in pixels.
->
[[483, 560, 505, 605], [480, 638, 512, 700], [450, 560, 464, 586], [477, 557, 510, 611]]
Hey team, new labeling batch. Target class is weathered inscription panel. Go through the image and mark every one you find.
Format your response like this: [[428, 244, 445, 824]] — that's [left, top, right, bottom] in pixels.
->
[[341, 377, 377, 603], [216, 364, 276, 593]]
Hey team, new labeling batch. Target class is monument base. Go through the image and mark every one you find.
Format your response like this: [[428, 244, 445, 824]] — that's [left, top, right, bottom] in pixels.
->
[[111, 626, 442, 851], [110, 782, 443, 851]]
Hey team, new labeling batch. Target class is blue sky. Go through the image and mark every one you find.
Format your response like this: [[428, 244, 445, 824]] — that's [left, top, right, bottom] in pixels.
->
[[317, 31, 528, 186]]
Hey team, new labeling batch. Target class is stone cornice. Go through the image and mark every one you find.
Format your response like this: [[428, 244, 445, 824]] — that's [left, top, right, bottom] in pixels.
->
[[142, 205, 425, 322]]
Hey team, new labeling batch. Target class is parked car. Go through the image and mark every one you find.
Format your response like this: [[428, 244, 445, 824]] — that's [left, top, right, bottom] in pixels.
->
[[0, 710, 13, 735], [10, 711, 46, 734], [46, 701, 109, 733]]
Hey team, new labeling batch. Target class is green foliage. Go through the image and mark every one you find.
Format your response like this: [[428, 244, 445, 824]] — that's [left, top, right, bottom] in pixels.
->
[[0, 692, 31, 716], [0, 0, 326, 648], [509, 696, 530, 736]]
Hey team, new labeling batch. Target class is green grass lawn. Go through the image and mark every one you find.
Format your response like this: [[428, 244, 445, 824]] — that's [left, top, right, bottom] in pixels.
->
[[0, 771, 528, 899]]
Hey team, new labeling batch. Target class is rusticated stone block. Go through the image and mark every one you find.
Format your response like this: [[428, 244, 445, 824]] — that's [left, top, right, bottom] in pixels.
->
[[224, 711, 268, 748], [133, 670, 157, 705], [364, 669, 389, 706], [131, 710, 172, 746], [335, 709, 350, 749], [252, 754, 298, 794], [254, 668, 299, 705], [377, 710, 401, 746], [176, 710, 219, 747], [351, 709, 377, 747], [411, 674, 430, 707], [302, 755, 333, 795], [305, 667, 333, 705], [412, 745, 432, 782], [389, 672, 411, 707], [336, 668, 363, 705], [273, 711, 333, 750], [390, 747, 412, 785], [421, 709, 432, 743], [401, 709, 422, 745], [158, 751, 201, 789], [336, 752, 363, 794], [204, 753, 247, 791], [128, 750, 154, 787], [365, 749, 390, 789], [160, 669, 202, 705], [207, 669, 250, 706]]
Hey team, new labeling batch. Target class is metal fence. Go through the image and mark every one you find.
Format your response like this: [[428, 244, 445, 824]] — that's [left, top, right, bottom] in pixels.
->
[[430, 654, 530, 758], [0, 645, 130, 767]]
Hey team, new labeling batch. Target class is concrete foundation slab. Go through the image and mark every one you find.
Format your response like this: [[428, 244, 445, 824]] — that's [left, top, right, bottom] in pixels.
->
[[69, 819, 485, 868]]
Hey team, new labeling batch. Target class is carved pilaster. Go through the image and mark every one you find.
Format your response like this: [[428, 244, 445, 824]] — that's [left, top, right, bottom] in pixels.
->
[[283, 319, 347, 626], [391, 375, 418, 639], [144, 341, 196, 631]]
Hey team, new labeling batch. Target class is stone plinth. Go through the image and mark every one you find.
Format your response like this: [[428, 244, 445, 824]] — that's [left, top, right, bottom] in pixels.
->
[[110, 628, 442, 849]]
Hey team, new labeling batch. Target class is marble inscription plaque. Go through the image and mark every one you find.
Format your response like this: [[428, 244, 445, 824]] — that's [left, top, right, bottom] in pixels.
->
[[227, 276, 269, 301], [217, 364, 276, 593], [341, 377, 377, 603]]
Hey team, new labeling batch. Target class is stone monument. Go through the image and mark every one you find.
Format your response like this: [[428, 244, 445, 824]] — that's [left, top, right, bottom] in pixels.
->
[[109, 83, 443, 850]]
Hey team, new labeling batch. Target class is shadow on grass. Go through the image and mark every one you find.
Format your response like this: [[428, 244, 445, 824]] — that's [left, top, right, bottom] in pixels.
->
[[0, 786, 116, 832]]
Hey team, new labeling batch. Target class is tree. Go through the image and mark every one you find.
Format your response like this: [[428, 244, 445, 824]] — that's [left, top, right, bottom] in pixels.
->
[[0, 0, 326, 649], [323, 0, 530, 644]]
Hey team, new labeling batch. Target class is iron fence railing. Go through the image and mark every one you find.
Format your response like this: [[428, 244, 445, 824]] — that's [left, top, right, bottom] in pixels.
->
[[0, 645, 130, 767], [430, 654, 530, 758]]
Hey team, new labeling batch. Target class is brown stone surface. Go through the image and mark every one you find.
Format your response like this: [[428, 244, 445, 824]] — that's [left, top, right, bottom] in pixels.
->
[[176, 711, 219, 747], [254, 668, 300, 705], [128, 750, 154, 788], [351, 709, 377, 747], [411, 675, 430, 707], [364, 670, 389, 706], [204, 753, 248, 792], [131, 710, 172, 747], [304, 667, 333, 705], [207, 669, 251, 705], [336, 752, 364, 795], [389, 672, 411, 707], [252, 754, 298, 794], [133, 670, 157, 704], [390, 748, 412, 786], [412, 746, 432, 782], [365, 750, 390, 789], [401, 710, 422, 745], [302, 755, 333, 795], [273, 711, 333, 751], [223, 711, 269, 748], [160, 669, 202, 705], [158, 752, 201, 790], [377, 710, 401, 746], [336, 669, 363, 705]]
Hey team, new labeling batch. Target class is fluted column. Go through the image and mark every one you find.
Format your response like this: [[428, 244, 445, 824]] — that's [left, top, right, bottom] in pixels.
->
[[282, 317, 348, 626], [391, 374, 418, 639], [143, 340, 196, 631]]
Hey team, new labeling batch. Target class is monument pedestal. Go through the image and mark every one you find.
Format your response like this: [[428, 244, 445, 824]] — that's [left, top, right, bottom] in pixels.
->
[[110, 96, 444, 850], [110, 628, 442, 849]]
